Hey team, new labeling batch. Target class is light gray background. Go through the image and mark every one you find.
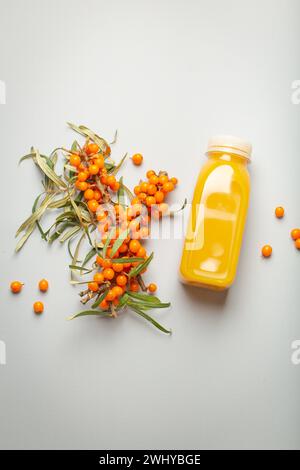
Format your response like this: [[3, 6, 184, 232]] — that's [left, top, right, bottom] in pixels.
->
[[0, 0, 299, 450]]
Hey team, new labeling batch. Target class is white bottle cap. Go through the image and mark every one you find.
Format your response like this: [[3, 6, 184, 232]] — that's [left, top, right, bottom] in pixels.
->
[[206, 135, 252, 160]]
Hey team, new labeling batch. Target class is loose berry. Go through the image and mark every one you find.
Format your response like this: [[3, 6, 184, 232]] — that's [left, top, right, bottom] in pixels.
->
[[38, 279, 49, 292], [132, 153, 143, 165], [33, 301, 44, 314], [275, 206, 284, 218], [10, 281, 23, 294], [262, 245, 272, 257]]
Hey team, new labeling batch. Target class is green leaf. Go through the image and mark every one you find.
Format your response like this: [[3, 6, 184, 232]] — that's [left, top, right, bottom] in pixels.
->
[[102, 227, 116, 258], [67, 309, 111, 320], [128, 252, 154, 278], [129, 304, 171, 334], [127, 292, 161, 304], [128, 299, 170, 309], [15, 223, 35, 252], [111, 154, 127, 176], [81, 247, 97, 268], [16, 193, 57, 237], [60, 226, 80, 243], [67, 123, 108, 153], [68, 265, 93, 272], [110, 227, 129, 258], [91, 288, 109, 308], [110, 257, 144, 264], [35, 149, 67, 189]]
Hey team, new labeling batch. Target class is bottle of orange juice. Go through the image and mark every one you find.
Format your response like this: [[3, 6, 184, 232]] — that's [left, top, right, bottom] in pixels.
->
[[180, 136, 251, 290]]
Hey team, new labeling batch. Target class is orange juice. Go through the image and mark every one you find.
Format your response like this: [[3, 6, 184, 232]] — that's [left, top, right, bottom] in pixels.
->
[[180, 136, 251, 290]]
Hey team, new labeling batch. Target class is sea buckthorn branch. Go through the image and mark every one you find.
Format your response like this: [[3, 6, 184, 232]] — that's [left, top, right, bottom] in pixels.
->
[[16, 124, 181, 334]]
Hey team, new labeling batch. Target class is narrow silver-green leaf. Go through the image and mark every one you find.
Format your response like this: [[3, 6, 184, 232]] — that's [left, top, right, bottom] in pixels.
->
[[129, 304, 171, 334], [128, 252, 154, 278], [67, 309, 110, 320], [35, 149, 67, 189]]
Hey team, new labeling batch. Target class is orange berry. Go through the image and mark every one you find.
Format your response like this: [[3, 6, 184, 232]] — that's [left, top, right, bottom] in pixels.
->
[[102, 258, 112, 269], [112, 298, 120, 306], [138, 192, 147, 201], [146, 170, 155, 179], [137, 246, 146, 257], [116, 274, 127, 286], [291, 229, 300, 240], [295, 238, 300, 250], [275, 206, 284, 218], [134, 185, 141, 195], [69, 154, 81, 167], [75, 180, 88, 191], [84, 188, 95, 200], [89, 164, 99, 176], [106, 247, 119, 259], [99, 299, 109, 310], [87, 199, 99, 212], [100, 174, 108, 185], [86, 143, 99, 155], [106, 175, 116, 187], [105, 289, 116, 301], [93, 156, 104, 169], [38, 279, 49, 292], [170, 177, 178, 185], [131, 197, 140, 206], [88, 281, 99, 292], [129, 239, 141, 253], [140, 182, 149, 193], [162, 181, 174, 193], [93, 189, 101, 201], [119, 243, 128, 254], [262, 245, 272, 258], [10, 281, 23, 293], [159, 202, 169, 215], [145, 196, 156, 207], [149, 175, 159, 185], [158, 174, 168, 185], [112, 263, 123, 273], [148, 283, 157, 293], [111, 181, 120, 192], [132, 153, 143, 165], [103, 268, 115, 280], [33, 301, 44, 314], [155, 190, 164, 203], [147, 184, 157, 195], [77, 171, 88, 182], [130, 281, 139, 292], [104, 145, 111, 156], [93, 272, 104, 283], [112, 286, 123, 297]]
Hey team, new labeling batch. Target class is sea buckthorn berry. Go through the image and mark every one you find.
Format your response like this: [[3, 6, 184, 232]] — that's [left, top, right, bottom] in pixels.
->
[[76, 181, 88, 191], [69, 154, 81, 167], [148, 283, 157, 293], [138, 192, 147, 201], [102, 258, 112, 269], [291, 228, 300, 240], [86, 143, 99, 155], [295, 239, 300, 250], [84, 188, 94, 200], [262, 245, 272, 258], [162, 181, 174, 193], [137, 246, 146, 257], [103, 268, 115, 280], [107, 247, 119, 259], [10, 281, 23, 293], [116, 274, 127, 286], [106, 175, 116, 187], [170, 177, 178, 185], [146, 170, 155, 179], [129, 239, 141, 253], [149, 175, 159, 185], [87, 199, 99, 212], [105, 289, 116, 301], [89, 164, 99, 176], [88, 281, 99, 292], [93, 189, 101, 201], [134, 185, 141, 195], [147, 184, 157, 195], [158, 174, 168, 185], [111, 181, 120, 192], [130, 281, 140, 292], [275, 206, 284, 218], [112, 285, 123, 297], [33, 301, 44, 314], [77, 171, 88, 182], [155, 191, 164, 203], [112, 263, 123, 273], [145, 196, 156, 207], [100, 174, 107, 185], [131, 197, 140, 206], [140, 182, 149, 193], [119, 243, 128, 254], [93, 156, 104, 169], [100, 299, 108, 310], [93, 272, 104, 283], [38, 279, 49, 292], [132, 153, 143, 165]]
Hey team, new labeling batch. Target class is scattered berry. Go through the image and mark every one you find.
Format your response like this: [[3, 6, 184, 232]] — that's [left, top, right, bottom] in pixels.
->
[[10, 281, 23, 294], [262, 245, 272, 258]]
